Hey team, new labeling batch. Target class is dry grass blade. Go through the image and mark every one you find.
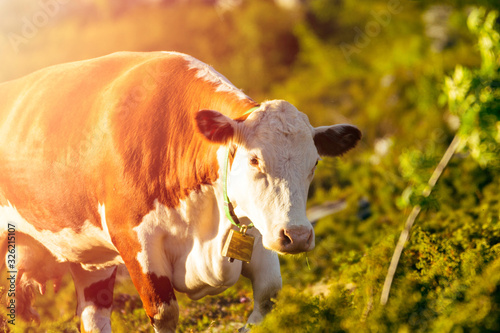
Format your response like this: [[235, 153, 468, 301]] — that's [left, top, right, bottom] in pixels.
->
[[380, 134, 462, 305]]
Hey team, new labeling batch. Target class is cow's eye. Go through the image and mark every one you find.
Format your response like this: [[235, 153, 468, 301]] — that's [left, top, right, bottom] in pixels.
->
[[310, 159, 319, 177], [250, 156, 259, 167], [313, 159, 319, 170]]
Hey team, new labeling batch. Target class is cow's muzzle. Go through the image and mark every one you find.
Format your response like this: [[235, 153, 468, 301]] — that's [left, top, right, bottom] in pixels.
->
[[272, 226, 315, 254]]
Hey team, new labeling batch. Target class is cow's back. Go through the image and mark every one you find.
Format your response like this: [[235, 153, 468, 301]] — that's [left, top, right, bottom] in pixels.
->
[[0, 52, 167, 163]]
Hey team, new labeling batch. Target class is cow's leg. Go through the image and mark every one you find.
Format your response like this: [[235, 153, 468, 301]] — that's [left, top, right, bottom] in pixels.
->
[[70, 264, 117, 333], [241, 232, 282, 326], [110, 227, 178, 333]]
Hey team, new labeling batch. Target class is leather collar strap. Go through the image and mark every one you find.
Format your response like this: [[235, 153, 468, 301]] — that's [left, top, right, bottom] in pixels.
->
[[222, 106, 259, 229]]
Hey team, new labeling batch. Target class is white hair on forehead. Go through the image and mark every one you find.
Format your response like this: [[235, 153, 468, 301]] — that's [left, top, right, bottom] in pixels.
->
[[245, 100, 314, 138], [240, 100, 316, 180]]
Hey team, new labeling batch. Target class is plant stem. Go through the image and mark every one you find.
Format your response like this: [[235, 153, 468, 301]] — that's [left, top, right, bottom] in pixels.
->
[[380, 134, 461, 306]]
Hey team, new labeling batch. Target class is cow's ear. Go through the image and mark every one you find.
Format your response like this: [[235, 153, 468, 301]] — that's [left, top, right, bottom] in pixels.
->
[[195, 110, 237, 144], [313, 124, 362, 157]]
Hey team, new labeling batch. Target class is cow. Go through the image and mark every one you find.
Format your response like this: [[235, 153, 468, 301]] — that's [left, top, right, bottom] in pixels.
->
[[0, 51, 361, 332]]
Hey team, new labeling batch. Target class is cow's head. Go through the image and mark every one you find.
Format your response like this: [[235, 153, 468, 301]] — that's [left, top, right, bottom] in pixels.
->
[[195, 100, 361, 254]]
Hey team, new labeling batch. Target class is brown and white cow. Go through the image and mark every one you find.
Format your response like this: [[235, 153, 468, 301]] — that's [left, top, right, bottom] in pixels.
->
[[0, 52, 361, 332]]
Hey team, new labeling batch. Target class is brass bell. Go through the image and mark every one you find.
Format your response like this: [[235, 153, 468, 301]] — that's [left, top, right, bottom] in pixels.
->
[[221, 225, 254, 263]]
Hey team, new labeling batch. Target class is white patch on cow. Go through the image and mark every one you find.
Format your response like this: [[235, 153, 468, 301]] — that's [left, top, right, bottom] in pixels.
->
[[0, 202, 122, 270], [161, 51, 249, 100], [80, 305, 112, 333], [152, 302, 179, 333], [132, 185, 217, 275], [98, 203, 113, 244], [131, 183, 244, 300], [132, 199, 174, 276], [240, 226, 282, 324]]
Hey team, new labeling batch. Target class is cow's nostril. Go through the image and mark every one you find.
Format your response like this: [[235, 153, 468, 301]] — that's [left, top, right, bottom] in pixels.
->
[[280, 229, 292, 246], [306, 229, 313, 247], [276, 226, 314, 254]]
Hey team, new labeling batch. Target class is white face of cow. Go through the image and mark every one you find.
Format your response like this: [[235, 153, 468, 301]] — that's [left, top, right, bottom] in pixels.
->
[[196, 100, 361, 254]]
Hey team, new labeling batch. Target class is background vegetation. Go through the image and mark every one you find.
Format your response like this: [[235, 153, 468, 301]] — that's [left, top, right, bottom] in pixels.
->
[[0, 0, 499, 332]]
